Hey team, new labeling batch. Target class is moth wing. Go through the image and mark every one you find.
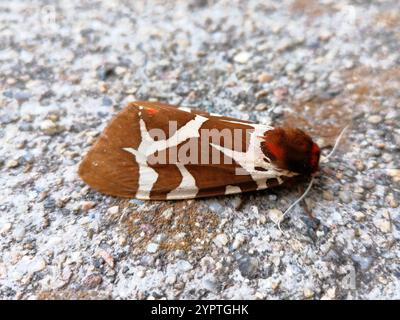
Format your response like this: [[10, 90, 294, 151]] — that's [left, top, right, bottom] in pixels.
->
[[130, 100, 254, 125], [78, 101, 210, 198], [78, 104, 142, 197], [79, 101, 277, 199]]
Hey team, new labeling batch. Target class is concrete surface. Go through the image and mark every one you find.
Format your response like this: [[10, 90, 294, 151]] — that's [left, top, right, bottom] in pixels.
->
[[0, 0, 399, 299]]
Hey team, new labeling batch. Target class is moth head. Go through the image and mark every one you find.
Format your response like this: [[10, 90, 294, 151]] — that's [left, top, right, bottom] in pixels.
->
[[261, 127, 320, 175]]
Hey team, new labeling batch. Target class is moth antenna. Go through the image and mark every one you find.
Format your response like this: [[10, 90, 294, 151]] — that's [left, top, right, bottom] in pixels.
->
[[320, 125, 349, 163], [277, 176, 315, 234]]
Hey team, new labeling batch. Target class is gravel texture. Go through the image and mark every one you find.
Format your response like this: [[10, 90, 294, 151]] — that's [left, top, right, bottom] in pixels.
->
[[1, 0, 400, 300]]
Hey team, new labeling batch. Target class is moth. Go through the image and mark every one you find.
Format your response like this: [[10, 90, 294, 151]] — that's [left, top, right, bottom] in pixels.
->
[[78, 101, 321, 200]]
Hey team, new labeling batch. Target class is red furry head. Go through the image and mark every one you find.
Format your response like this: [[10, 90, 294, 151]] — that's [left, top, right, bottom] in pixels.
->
[[261, 127, 320, 175]]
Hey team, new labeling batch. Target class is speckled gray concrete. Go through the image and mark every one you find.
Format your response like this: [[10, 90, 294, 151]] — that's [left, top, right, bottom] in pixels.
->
[[1, 0, 399, 300]]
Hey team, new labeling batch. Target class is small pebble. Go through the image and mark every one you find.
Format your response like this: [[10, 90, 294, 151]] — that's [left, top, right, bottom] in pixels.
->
[[268, 209, 283, 224], [14, 91, 31, 103], [374, 219, 391, 233], [271, 281, 280, 291], [107, 206, 119, 215], [257, 73, 273, 83], [239, 256, 259, 279], [27, 256, 47, 273], [81, 201, 96, 211], [321, 287, 336, 300], [232, 234, 245, 250], [316, 81, 328, 90], [136, 270, 145, 278], [202, 278, 218, 293], [0, 223, 12, 235], [255, 103, 268, 111], [304, 72, 316, 82], [355, 160, 365, 171], [258, 214, 267, 225], [13, 227, 26, 241], [18, 122, 33, 132], [323, 191, 334, 201], [98, 250, 114, 268], [388, 198, 398, 208], [3, 90, 13, 98], [367, 115, 382, 124], [362, 180, 375, 190], [6, 159, 19, 169], [354, 211, 365, 222], [153, 233, 167, 243], [339, 191, 352, 204], [83, 273, 103, 289], [213, 233, 229, 247], [161, 208, 173, 220], [166, 274, 177, 285], [303, 288, 314, 298], [319, 30, 332, 41], [388, 169, 400, 183], [40, 119, 60, 136], [273, 86, 288, 101], [234, 51, 251, 64], [268, 194, 277, 201], [208, 201, 224, 213], [146, 243, 159, 253], [40, 119, 63, 135], [254, 292, 265, 299], [118, 236, 127, 246], [99, 82, 109, 92], [176, 260, 192, 272], [255, 90, 269, 99], [352, 255, 373, 271], [231, 196, 243, 210], [285, 63, 301, 73], [102, 96, 113, 106], [272, 106, 284, 115], [382, 153, 392, 163]]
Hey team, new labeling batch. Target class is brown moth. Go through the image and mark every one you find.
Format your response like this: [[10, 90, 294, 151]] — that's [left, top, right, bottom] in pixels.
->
[[78, 101, 320, 200]]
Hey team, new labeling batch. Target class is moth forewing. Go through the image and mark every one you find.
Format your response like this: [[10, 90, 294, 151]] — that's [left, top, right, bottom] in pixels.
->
[[78, 101, 311, 200]]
